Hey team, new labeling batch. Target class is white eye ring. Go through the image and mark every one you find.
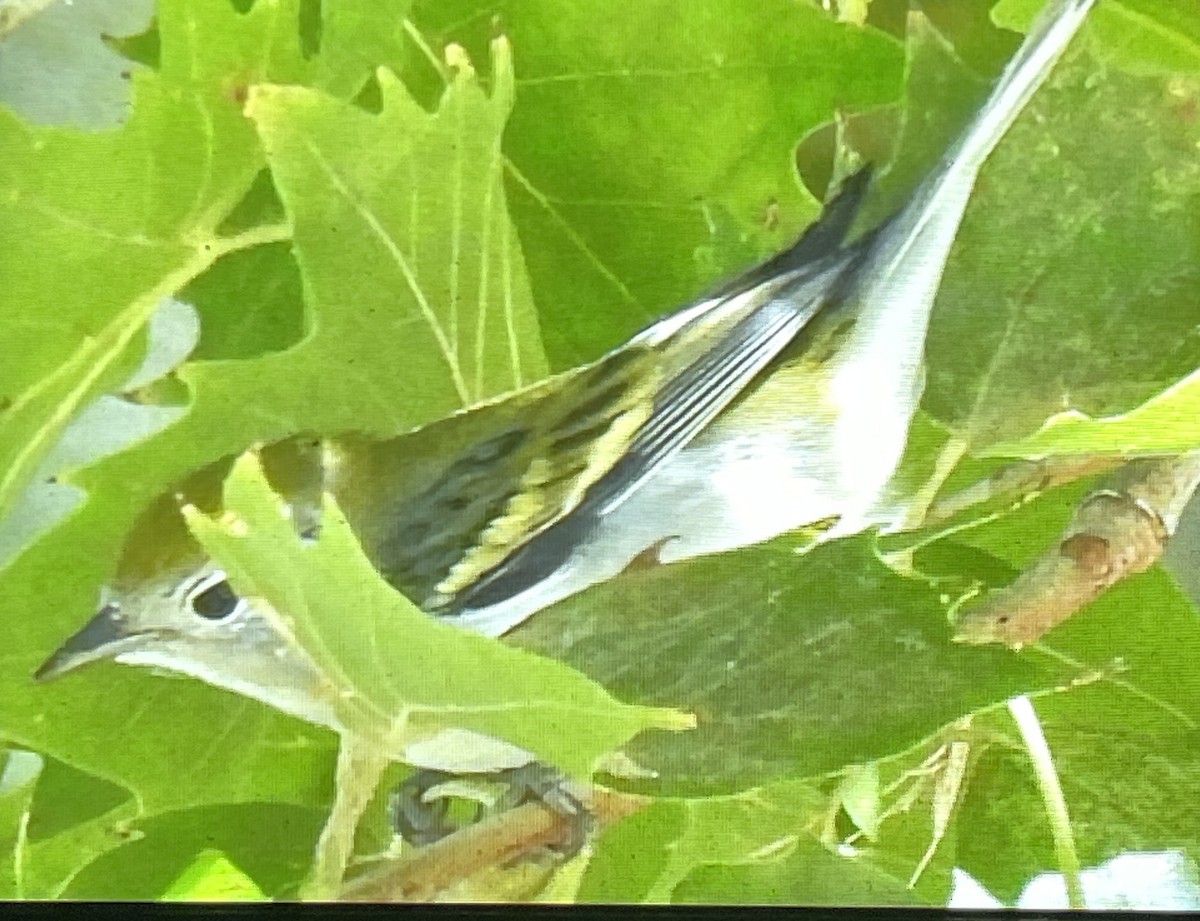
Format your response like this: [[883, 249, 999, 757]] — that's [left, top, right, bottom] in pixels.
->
[[185, 569, 245, 622]]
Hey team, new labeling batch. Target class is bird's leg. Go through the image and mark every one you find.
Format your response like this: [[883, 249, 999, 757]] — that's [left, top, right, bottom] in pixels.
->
[[389, 763, 593, 861]]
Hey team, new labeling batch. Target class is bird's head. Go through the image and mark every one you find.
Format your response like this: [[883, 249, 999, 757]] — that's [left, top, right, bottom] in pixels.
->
[[34, 559, 338, 729]]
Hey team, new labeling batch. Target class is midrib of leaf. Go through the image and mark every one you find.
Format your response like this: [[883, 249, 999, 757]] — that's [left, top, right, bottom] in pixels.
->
[[400, 17, 643, 317], [180, 92, 219, 230], [502, 158, 641, 308], [1108, 2, 1200, 67], [515, 64, 836, 84], [474, 34, 525, 395], [18, 199, 177, 249], [1026, 644, 1198, 732], [502, 185, 523, 387], [449, 68, 465, 368], [473, 80, 497, 397], [300, 136, 472, 405]]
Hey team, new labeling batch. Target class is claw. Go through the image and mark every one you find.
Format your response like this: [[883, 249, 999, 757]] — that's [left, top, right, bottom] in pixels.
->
[[389, 769, 484, 847], [389, 762, 593, 860], [492, 762, 593, 860]]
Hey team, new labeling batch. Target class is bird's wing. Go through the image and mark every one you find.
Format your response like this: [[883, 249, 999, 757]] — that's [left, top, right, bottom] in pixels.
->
[[330, 343, 664, 609], [436, 0, 1100, 614], [442, 252, 864, 617], [331, 170, 874, 614], [427, 173, 875, 614]]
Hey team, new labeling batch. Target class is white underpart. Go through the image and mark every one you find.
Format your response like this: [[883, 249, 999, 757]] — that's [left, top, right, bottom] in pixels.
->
[[450, 423, 845, 638]]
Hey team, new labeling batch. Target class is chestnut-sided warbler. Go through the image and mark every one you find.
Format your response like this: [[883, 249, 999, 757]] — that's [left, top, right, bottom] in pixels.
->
[[37, 0, 1095, 772]]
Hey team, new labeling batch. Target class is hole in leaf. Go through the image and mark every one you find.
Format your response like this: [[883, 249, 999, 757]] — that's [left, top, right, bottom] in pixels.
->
[[102, 20, 161, 70], [183, 243, 306, 361], [352, 70, 384, 114]]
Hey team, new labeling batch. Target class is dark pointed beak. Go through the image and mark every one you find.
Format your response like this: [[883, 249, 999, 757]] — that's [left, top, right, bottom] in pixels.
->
[[34, 604, 148, 682]]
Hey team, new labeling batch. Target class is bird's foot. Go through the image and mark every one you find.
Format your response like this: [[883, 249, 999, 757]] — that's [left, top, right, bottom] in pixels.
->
[[389, 762, 593, 861]]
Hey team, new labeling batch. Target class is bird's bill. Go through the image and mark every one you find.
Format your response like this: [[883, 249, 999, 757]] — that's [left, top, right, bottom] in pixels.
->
[[33, 604, 161, 682]]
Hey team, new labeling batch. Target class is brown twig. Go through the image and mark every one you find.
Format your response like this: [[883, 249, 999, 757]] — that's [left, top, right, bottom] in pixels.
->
[[337, 786, 649, 902], [953, 450, 1200, 648]]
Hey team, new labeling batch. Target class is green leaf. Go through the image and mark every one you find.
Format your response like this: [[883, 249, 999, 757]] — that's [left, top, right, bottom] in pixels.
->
[[862, 736, 970, 903], [981, 367, 1200, 457], [6, 2, 895, 832], [6, 0, 1200, 904], [160, 849, 266, 901], [957, 696, 1200, 904], [20, 805, 140, 901], [578, 780, 826, 902], [185, 242, 306, 362], [246, 34, 550, 411], [578, 770, 939, 905], [510, 535, 1068, 796], [939, 557, 1200, 899], [953, 491, 1200, 727], [4, 755, 134, 899], [186, 452, 690, 777], [0, 298, 200, 573], [54, 803, 325, 900], [312, 0, 418, 99], [837, 762, 882, 842], [671, 835, 926, 905], [0, 0, 310, 538], [3, 10, 546, 820], [919, 18, 1200, 448]]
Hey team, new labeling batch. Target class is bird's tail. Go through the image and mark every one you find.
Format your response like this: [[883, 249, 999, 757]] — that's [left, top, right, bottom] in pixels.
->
[[824, 0, 1096, 534], [873, 0, 1097, 283]]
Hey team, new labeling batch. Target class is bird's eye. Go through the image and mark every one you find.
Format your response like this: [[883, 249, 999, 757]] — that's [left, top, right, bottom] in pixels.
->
[[188, 576, 242, 621]]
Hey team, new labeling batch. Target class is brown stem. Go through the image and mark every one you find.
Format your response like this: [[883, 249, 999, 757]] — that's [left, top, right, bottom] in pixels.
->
[[953, 451, 1200, 648], [337, 786, 649, 902]]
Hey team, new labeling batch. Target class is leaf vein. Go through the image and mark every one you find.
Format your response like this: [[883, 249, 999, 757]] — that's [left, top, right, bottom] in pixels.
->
[[301, 139, 470, 405]]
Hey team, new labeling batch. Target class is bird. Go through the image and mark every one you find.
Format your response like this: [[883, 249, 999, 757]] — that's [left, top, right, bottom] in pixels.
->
[[35, 0, 1096, 833]]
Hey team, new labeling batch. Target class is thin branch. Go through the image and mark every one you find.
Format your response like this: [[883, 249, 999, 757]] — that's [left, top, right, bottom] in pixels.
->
[[954, 451, 1200, 648], [337, 786, 649, 902]]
